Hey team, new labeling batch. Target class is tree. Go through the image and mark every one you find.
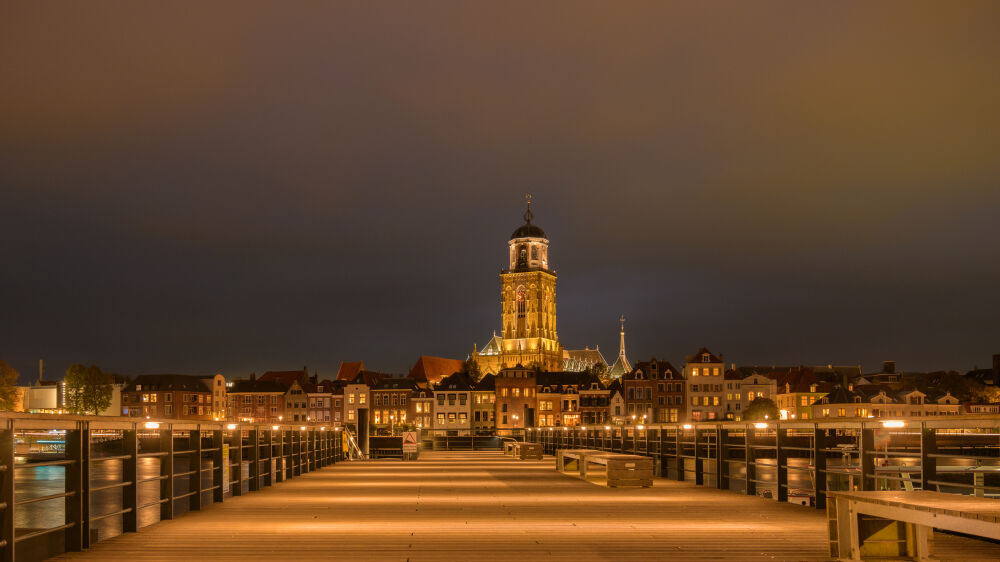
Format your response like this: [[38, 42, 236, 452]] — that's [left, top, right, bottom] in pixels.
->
[[65, 364, 114, 415], [460, 357, 482, 383], [589, 362, 612, 386], [0, 360, 20, 411], [743, 397, 779, 422]]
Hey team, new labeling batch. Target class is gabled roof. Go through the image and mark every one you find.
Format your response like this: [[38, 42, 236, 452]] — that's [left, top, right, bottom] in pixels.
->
[[563, 347, 607, 371], [685, 347, 723, 364], [435, 372, 473, 391], [229, 379, 287, 393], [474, 374, 496, 392], [373, 377, 419, 391], [335, 361, 365, 381], [409, 356, 465, 384], [259, 369, 308, 389], [125, 374, 210, 393], [608, 354, 631, 379], [480, 333, 503, 355], [816, 385, 861, 405], [349, 370, 391, 387], [536, 371, 591, 388]]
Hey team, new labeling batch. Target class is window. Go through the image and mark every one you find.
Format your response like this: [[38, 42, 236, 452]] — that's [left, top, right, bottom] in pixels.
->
[[448, 413, 456, 422], [645, 389, 651, 400], [165, 405, 172, 415], [628, 389, 634, 399], [501, 388, 508, 397], [615, 406, 621, 415], [713, 397, 720, 406], [657, 384, 664, 392], [448, 393, 456, 405], [800, 396, 809, 407], [513, 388, 521, 397], [692, 368, 699, 377], [459, 394, 467, 406], [437, 395, 445, 405], [658, 397, 664, 405], [837, 408, 846, 417], [437, 413, 445, 424], [691, 397, 698, 406], [165, 393, 172, 402], [359, 394, 366, 404], [348, 393, 355, 404], [702, 397, 709, 406], [458, 412, 467, 422]]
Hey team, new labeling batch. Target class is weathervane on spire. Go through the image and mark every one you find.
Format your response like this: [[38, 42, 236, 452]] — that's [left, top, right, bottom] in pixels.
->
[[523, 193, 534, 223]]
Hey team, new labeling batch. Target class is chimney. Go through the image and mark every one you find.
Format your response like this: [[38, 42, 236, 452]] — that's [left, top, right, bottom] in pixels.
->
[[250, 372, 256, 381], [883, 360, 896, 374], [993, 354, 1000, 384], [38, 359, 44, 383]]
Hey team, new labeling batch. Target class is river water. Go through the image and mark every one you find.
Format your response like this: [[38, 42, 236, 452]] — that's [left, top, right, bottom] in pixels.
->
[[15, 457, 249, 542]]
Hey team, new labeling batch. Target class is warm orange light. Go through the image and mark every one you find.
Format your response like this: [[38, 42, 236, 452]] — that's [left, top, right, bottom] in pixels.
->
[[272, 425, 279, 431], [754, 422, 768, 429], [227, 423, 237, 430], [682, 424, 692, 430], [882, 420, 905, 428], [144, 421, 160, 429]]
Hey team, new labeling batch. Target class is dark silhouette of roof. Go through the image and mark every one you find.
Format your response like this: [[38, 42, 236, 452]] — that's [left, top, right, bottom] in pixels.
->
[[409, 356, 466, 384], [335, 361, 365, 381], [685, 347, 723, 363], [124, 374, 210, 393], [474, 374, 496, 392], [259, 368, 308, 389], [372, 377, 419, 391], [229, 379, 287, 393], [435, 372, 474, 391]]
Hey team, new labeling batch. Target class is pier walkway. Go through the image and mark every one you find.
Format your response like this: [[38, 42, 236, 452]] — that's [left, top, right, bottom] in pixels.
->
[[58, 451, 1000, 561]]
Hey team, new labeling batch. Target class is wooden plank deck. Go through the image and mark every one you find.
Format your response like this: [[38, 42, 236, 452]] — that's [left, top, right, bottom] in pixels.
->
[[57, 451, 1000, 561]]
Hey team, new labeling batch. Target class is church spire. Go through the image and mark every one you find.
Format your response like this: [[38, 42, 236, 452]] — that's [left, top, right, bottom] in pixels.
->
[[618, 314, 627, 361], [607, 314, 632, 378], [523, 192, 534, 224]]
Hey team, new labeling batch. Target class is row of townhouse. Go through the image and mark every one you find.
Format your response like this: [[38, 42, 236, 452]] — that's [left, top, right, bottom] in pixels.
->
[[119, 353, 996, 425]]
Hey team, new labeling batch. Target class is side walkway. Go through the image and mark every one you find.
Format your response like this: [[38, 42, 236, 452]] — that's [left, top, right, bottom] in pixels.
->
[[58, 451, 1000, 561]]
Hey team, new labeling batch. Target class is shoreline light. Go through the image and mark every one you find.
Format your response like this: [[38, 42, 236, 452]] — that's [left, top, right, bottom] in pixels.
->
[[754, 422, 768, 429], [882, 420, 905, 428]]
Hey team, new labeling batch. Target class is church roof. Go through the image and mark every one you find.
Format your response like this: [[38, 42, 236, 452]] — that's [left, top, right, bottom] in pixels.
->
[[510, 223, 546, 240], [608, 355, 631, 379], [480, 333, 503, 355], [335, 361, 365, 381], [563, 347, 607, 371], [408, 356, 465, 384]]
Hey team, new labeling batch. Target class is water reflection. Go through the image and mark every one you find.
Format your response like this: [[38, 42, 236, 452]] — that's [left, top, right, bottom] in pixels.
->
[[16, 457, 249, 542]]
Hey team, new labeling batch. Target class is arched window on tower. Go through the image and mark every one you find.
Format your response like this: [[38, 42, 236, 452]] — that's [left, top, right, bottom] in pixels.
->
[[531, 246, 538, 260], [517, 245, 527, 268]]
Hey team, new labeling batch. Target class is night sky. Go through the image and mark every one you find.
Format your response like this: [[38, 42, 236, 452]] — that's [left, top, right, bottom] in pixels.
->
[[2, 3, 999, 384]]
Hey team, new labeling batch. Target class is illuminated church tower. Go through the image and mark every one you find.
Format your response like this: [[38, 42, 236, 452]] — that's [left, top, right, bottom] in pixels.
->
[[472, 195, 564, 373]]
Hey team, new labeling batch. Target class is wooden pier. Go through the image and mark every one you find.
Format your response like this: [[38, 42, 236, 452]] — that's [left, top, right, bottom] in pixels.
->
[[57, 451, 1000, 561]]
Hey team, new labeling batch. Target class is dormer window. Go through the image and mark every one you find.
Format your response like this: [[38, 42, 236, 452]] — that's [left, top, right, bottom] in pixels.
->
[[702, 354, 710, 362]]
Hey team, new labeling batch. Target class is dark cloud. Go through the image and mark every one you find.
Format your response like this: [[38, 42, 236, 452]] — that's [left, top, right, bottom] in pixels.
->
[[2, 2, 999, 383]]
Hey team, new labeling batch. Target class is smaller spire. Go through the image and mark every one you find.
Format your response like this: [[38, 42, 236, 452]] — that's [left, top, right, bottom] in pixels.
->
[[523, 193, 534, 223]]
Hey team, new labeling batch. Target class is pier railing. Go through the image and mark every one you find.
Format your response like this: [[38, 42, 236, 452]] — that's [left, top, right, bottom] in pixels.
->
[[532, 416, 1000, 508], [0, 413, 343, 562]]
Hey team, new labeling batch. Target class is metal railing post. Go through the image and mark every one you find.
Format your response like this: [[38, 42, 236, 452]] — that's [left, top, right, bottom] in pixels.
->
[[230, 429, 243, 496], [694, 428, 704, 486], [717, 428, 728, 490], [745, 426, 757, 496], [776, 426, 788, 502], [860, 426, 875, 491], [159, 427, 174, 520], [920, 423, 936, 493], [814, 427, 828, 509], [212, 429, 224, 503], [248, 429, 260, 492], [675, 428, 684, 481], [123, 427, 138, 531], [189, 427, 203, 511], [0, 428, 14, 562]]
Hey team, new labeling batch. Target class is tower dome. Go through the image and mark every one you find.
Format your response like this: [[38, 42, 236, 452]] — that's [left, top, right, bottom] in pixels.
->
[[508, 194, 549, 271]]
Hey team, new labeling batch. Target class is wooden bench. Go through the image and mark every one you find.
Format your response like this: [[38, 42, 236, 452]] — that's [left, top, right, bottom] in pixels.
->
[[828, 490, 1000, 560], [581, 454, 653, 488], [504, 441, 543, 460], [555, 448, 603, 472]]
